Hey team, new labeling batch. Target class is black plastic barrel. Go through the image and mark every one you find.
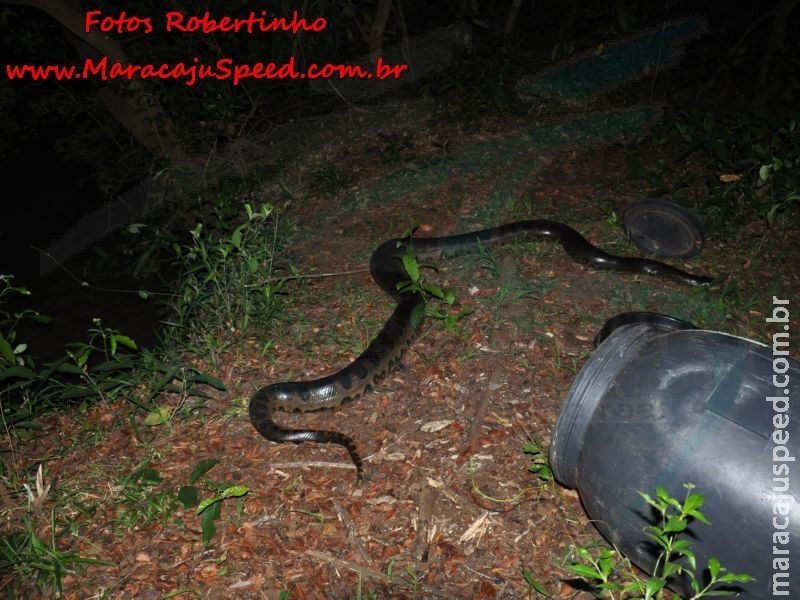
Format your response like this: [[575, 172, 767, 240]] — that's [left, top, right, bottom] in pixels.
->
[[550, 317, 799, 598]]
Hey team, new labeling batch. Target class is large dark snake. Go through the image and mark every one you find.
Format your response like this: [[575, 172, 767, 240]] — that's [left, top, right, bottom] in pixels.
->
[[249, 220, 713, 483]]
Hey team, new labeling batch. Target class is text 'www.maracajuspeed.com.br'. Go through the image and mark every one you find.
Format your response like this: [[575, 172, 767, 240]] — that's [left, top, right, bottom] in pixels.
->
[[5, 55, 408, 87]]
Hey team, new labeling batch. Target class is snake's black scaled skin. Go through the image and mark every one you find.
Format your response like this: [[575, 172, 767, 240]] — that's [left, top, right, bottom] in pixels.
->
[[249, 220, 714, 484]]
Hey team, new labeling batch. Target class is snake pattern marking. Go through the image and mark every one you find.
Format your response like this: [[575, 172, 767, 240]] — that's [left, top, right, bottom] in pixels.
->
[[249, 220, 714, 483]]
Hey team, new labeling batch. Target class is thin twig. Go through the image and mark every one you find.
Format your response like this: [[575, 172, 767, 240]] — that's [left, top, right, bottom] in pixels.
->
[[332, 499, 371, 563], [270, 460, 359, 475], [32, 246, 176, 298], [411, 486, 437, 561], [305, 549, 390, 582], [242, 268, 369, 288], [464, 369, 493, 456], [33, 244, 369, 295]]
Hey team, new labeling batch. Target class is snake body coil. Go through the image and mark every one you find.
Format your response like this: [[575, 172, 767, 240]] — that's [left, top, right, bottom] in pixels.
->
[[249, 220, 713, 482]]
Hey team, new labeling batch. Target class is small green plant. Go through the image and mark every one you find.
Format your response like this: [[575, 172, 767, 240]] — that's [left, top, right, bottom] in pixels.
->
[[1, 273, 222, 428], [1, 316, 144, 428], [167, 201, 284, 358], [177, 458, 249, 546], [395, 237, 473, 332], [114, 458, 248, 546], [633, 485, 754, 597], [523, 439, 553, 481], [59, 319, 139, 404], [1, 270, 225, 435], [522, 566, 554, 598], [528, 484, 755, 599], [115, 466, 178, 530], [139, 355, 226, 426], [0, 275, 49, 370], [0, 276, 52, 426]]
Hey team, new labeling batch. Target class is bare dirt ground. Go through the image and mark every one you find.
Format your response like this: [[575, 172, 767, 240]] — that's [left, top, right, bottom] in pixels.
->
[[4, 115, 798, 599]]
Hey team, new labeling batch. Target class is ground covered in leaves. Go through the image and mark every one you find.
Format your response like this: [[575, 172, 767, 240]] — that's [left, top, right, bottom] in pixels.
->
[[4, 113, 799, 599]]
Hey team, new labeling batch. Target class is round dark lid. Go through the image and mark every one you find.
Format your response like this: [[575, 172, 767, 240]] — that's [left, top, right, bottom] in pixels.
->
[[622, 198, 705, 259]]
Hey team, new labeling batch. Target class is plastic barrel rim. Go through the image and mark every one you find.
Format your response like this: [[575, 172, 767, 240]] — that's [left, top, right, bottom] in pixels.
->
[[593, 311, 697, 346], [549, 323, 656, 488], [552, 313, 698, 487]]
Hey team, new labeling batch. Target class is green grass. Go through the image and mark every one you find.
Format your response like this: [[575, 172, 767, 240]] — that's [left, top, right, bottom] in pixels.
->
[[0, 465, 112, 598]]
